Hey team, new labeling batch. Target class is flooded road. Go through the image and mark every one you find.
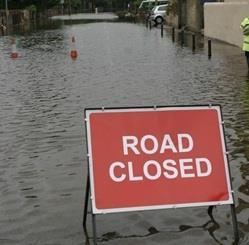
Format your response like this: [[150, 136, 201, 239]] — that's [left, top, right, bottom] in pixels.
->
[[0, 15, 249, 244]]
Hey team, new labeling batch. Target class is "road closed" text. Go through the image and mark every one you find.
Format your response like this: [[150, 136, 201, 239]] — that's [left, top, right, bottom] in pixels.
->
[[108, 134, 213, 182]]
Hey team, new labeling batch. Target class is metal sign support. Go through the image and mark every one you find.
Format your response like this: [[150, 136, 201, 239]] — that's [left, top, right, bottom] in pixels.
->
[[208, 204, 239, 244], [83, 171, 98, 245], [230, 203, 240, 243], [220, 107, 240, 244], [82, 193, 239, 244], [82, 105, 240, 244]]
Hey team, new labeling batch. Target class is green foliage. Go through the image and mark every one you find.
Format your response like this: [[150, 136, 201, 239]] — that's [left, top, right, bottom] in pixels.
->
[[64, 0, 82, 8], [8, 0, 60, 11], [25, 4, 37, 12], [134, 0, 142, 8], [95, 0, 113, 9], [4, 0, 139, 11], [116, 11, 135, 20]]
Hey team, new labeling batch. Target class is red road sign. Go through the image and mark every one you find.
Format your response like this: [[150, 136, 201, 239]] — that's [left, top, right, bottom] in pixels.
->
[[85, 106, 233, 214]]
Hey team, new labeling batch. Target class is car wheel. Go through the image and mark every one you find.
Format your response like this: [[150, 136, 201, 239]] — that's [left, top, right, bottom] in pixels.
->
[[155, 16, 163, 24]]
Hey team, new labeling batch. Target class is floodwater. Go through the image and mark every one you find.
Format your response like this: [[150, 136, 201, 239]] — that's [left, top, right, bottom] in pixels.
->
[[0, 14, 249, 245]]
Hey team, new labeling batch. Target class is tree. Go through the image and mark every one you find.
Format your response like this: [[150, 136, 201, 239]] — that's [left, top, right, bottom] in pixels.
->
[[4, 0, 139, 12], [8, 0, 61, 11], [64, 0, 82, 10]]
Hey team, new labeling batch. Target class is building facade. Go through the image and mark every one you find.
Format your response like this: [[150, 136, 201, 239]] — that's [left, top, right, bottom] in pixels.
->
[[204, 0, 249, 47], [166, 0, 223, 32]]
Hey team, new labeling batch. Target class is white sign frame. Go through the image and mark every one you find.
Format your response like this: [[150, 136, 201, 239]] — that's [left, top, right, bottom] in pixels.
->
[[85, 105, 234, 214]]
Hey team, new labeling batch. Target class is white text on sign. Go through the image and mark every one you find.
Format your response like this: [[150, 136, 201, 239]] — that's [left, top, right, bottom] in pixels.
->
[[109, 134, 212, 182]]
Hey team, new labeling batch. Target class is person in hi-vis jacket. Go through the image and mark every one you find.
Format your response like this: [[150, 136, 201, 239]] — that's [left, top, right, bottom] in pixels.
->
[[241, 17, 249, 70]]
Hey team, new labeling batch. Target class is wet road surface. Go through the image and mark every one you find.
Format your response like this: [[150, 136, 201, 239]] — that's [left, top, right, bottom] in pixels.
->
[[0, 15, 249, 244]]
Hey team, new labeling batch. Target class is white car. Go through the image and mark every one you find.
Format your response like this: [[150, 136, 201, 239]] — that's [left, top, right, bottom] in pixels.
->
[[138, 0, 169, 11], [149, 4, 167, 24]]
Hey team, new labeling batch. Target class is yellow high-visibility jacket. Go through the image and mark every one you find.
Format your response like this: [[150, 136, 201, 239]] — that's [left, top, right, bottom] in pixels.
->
[[241, 17, 249, 52]]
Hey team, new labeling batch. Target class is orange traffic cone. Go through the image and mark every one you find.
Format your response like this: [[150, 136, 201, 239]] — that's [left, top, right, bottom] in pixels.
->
[[70, 36, 78, 60], [11, 37, 18, 59]]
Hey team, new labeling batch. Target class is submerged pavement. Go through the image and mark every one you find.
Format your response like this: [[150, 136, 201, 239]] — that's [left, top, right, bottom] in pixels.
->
[[0, 19, 249, 244]]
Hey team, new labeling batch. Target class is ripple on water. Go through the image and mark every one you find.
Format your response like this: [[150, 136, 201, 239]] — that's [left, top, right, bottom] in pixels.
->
[[0, 20, 249, 244]]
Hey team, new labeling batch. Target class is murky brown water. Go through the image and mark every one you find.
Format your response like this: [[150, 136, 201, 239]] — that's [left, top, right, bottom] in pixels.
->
[[0, 14, 249, 244]]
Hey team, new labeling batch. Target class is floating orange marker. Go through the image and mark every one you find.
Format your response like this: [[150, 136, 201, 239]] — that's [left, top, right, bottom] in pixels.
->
[[11, 37, 18, 59], [70, 36, 78, 60]]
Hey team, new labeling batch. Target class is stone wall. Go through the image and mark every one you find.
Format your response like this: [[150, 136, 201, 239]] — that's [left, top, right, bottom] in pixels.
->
[[0, 10, 30, 26], [225, 0, 249, 2], [204, 2, 249, 47], [185, 0, 202, 32], [0, 7, 60, 29], [166, 0, 202, 32], [165, 11, 179, 28]]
